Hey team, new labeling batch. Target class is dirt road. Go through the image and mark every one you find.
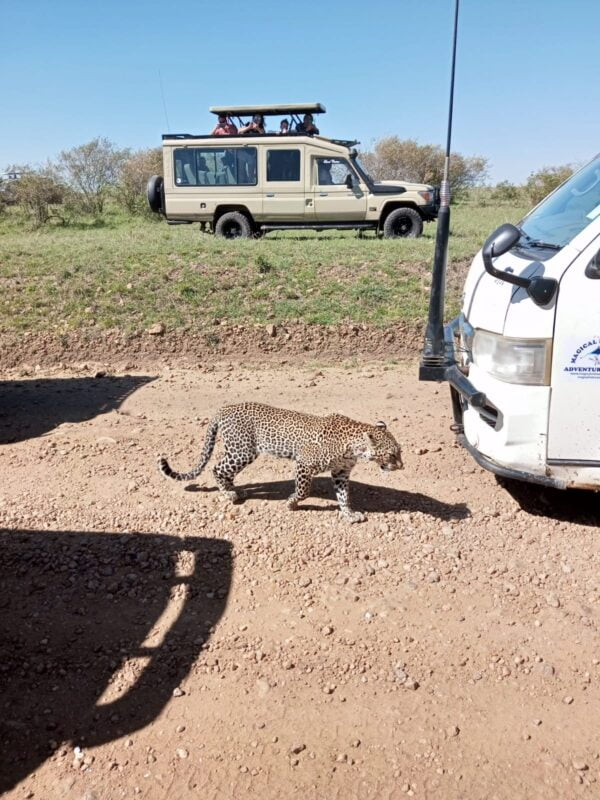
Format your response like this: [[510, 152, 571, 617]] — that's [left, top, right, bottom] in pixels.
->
[[1, 359, 599, 799]]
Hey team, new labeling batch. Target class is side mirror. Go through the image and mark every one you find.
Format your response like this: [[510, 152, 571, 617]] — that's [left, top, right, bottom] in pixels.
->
[[345, 173, 354, 189], [483, 223, 521, 259], [481, 223, 558, 307]]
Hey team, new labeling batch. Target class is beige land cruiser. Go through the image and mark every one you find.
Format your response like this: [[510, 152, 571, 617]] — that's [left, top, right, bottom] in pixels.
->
[[147, 103, 439, 238]]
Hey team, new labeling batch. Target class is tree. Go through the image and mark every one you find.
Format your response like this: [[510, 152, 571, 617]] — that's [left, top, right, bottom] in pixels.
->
[[359, 137, 488, 199], [58, 137, 130, 215], [7, 164, 66, 226], [525, 165, 574, 206], [115, 148, 163, 214]]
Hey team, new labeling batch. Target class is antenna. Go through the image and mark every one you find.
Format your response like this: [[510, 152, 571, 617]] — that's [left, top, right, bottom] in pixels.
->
[[158, 70, 171, 131], [419, 0, 460, 379]]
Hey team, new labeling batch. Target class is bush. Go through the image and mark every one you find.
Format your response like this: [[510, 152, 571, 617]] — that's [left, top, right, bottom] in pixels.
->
[[525, 165, 573, 206], [58, 138, 130, 215], [7, 165, 66, 227], [115, 148, 163, 214], [490, 181, 523, 204], [359, 137, 488, 200]]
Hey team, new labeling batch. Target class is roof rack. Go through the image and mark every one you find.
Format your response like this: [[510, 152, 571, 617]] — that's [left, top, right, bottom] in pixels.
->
[[209, 103, 326, 117]]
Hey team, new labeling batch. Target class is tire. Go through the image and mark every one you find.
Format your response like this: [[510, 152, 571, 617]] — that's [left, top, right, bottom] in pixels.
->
[[382, 207, 423, 238], [147, 175, 164, 213], [214, 211, 253, 239]]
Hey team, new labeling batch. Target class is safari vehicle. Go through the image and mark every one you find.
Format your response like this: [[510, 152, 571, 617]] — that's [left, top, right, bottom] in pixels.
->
[[147, 103, 439, 238], [420, 1, 600, 491]]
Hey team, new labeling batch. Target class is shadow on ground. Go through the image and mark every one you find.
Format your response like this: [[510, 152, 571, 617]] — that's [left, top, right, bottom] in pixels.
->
[[0, 528, 232, 794], [0, 375, 154, 444], [498, 477, 600, 528], [187, 477, 470, 521]]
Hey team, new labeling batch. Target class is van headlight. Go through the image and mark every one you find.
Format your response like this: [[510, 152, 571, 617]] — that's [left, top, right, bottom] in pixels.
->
[[472, 330, 551, 385]]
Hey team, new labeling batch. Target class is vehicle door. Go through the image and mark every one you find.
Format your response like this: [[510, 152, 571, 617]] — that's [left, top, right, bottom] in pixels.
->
[[311, 156, 367, 220], [261, 145, 306, 220], [547, 234, 600, 462]]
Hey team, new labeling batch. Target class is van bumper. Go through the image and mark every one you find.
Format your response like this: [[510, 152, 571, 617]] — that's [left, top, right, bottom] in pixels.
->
[[445, 321, 600, 490]]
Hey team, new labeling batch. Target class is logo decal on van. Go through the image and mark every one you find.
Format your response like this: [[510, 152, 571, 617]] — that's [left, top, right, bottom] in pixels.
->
[[563, 337, 600, 379]]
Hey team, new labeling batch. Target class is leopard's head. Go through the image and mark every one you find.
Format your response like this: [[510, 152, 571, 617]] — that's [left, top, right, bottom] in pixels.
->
[[362, 421, 403, 471]]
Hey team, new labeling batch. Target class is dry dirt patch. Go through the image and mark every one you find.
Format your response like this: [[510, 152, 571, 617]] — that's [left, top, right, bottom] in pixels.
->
[[1, 360, 599, 800]]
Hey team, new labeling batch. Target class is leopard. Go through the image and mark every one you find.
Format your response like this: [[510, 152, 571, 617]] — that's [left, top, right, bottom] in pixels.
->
[[158, 402, 402, 523]]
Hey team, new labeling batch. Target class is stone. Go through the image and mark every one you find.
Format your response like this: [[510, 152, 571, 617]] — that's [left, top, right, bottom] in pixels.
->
[[572, 759, 588, 771]]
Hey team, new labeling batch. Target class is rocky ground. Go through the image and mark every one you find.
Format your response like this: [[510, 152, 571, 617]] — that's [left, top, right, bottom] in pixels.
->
[[1, 354, 599, 800]]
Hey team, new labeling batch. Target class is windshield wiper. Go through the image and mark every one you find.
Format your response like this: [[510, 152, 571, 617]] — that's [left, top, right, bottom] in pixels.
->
[[517, 228, 561, 251], [526, 239, 561, 250]]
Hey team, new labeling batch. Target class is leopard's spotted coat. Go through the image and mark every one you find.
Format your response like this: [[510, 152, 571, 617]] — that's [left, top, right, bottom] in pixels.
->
[[158, 402, 402, 522]]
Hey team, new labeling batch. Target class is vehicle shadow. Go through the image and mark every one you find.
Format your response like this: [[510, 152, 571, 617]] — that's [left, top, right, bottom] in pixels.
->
[[187, 477, 470, 521], [498, 477, 600, 528], [0, 528, 232, 794], [0, 375, 154, 444]]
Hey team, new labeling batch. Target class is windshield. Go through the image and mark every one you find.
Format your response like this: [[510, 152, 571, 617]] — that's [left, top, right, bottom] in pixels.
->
[[520, 155, 600, 248]]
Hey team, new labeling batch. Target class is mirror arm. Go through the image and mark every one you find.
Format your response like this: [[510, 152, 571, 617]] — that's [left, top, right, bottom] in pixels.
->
[[482, 245, 558, 307]]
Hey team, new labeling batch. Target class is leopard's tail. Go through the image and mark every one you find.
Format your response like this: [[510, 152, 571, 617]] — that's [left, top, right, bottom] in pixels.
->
[[158, 417, 219, 482]]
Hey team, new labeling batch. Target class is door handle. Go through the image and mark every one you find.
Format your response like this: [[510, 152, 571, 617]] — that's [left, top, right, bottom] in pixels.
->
[[266, 193, 274, 197], [319, 192, 328, 197]]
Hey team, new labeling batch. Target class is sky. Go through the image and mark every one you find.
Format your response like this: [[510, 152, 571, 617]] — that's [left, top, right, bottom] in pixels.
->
[[1, 0, 598, 184]]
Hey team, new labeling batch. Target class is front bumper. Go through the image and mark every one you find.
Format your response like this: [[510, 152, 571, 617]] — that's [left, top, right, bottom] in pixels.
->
[[419, 201, 440, 221], [443, 318, 600, 490]]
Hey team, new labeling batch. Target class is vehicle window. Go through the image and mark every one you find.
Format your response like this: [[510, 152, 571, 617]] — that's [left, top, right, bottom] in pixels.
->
[[174, 147, 257, 186], [267, 149, 301, 182], [520, 155, 600, 247], [316, 157, 354, 186]]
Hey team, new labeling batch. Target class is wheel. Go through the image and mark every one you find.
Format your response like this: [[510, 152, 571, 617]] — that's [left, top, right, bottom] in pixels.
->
[[147, 175, 164, 213], [382, 207, 423, 238], [214, 211, 253, 239]]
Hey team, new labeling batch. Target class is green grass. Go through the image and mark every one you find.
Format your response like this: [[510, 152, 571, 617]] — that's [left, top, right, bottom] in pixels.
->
[[0, 203, 529, 333]]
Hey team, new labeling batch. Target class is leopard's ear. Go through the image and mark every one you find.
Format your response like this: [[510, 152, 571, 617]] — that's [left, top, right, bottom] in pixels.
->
[[375, 420, 387, 430]]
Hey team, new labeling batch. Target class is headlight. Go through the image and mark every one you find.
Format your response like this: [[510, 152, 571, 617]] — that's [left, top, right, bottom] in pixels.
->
[[418, 190, 433, 202], [472, 330, 551, 385]]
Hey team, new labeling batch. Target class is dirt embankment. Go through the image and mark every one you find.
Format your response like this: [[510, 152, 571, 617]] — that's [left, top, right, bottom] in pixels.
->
[[0, 322, 424, 372]]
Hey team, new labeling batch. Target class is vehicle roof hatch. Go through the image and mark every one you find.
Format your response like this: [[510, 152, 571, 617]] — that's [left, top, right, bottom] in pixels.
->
[[209, 103, 326, 117]]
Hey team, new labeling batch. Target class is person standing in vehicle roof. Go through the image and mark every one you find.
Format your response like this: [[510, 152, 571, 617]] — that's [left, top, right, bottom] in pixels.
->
[[278, 119, 290, 135], [211, 114, 238, 135], [239, 114, 266, 135], [295, 113, 319, 135]]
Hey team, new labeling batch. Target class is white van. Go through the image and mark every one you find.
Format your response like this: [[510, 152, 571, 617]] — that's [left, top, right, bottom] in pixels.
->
[[431, 156, 600, 489]]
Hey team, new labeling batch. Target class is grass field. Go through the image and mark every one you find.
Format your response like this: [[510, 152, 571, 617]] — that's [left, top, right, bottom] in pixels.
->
[[0, 202, 528, 333]]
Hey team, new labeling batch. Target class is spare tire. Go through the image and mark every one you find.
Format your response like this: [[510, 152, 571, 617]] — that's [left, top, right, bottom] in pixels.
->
[[147, 175, 164, 213]]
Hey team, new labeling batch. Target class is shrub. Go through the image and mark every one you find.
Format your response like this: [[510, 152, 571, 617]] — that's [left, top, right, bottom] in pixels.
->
[[359, 137, 488, 200], [58, 138, 130, 215], [115, 148, 163, 214], [525, 165, 573, 205], [491, 181, 523, 204], [7, 165, 66, 226]]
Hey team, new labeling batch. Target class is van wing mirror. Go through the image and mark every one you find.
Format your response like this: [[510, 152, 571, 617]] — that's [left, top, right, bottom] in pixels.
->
[[481, 223, 558, 307], [345, 173, 354, 189]]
